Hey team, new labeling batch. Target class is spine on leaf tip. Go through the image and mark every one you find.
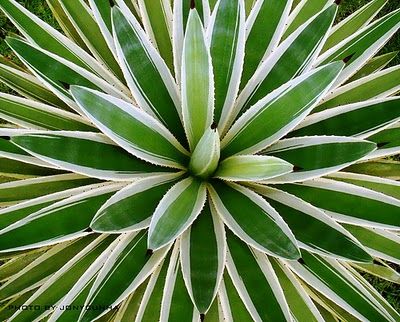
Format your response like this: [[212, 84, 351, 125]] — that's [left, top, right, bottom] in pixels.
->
[[343, 53, 355, 64], [190, 0, 196, 9]]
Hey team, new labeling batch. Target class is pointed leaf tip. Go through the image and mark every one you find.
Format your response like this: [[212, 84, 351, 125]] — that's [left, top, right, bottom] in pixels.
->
[[109, 0, 115, 7], [334, 0, 342, 5], [60, 81, 70, 90], [377, 142, 390, 148], [293, 165, 304, 172], [343, 53, 356, 63], [190, 0, 196, 9]]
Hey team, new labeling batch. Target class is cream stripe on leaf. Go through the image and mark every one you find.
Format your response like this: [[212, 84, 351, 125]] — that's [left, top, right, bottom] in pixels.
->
[[112, 6, 186, 145], [252, 184, 372, 262], [12, 131, 173, 181], [209, 181, 300, 260], [221, 61, 343, 157], [71, 86, 189, 169], [181, 8, 214, 151], [148, 177, 207, 251], [80, 231, 170, 322], [180, 202, 226, 314], [208, 0, 245, 132], [91, 173, 182, 233]]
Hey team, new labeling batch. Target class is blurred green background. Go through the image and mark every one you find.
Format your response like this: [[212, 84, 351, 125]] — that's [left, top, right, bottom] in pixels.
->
[[0, 0, 398, 312]]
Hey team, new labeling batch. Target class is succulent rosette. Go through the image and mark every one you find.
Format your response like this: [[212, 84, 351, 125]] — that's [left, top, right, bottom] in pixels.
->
[[0, 0, 399, 321]]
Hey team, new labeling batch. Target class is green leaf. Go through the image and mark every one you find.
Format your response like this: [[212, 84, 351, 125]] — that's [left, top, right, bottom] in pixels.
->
[[322, 0, 388, 52], [219, 271, 253, 321], [0, 250, 45, 282], [0, 289, 37, 322], [80, 231, 170, 322], [180, 203, 225, 313], [0, 184, 121, 252], [71, 86, 189, 169], [114, 281, 148, 322], [328, 172, 400, 200], [138, 0, 174, 71], [221, 62, 343, 157], [344, 160, 400, 180], [9, 235, 115, 322], [0, 93, 94, 131], [0, 0, 128, 90], [91, 173, 181, 232], [344, 224, 400, 265], [172, 0, 211, 84], [209, 181, 300, 259], [209, 0, 245, 129], [236, 4, 337, 114], [0, 135, 58, 169], [270, 258, 323, 322], [290, 251, 395, 321], [226, 232, 291, 321], [6, 37, 128, 112], [0, 182, 102, 231], [12, 132, 170, 180], [366, 123, 400, 159], [58, 0, 124, 81], [282, 0, 332, 39], [0, 236, 96, 301], [48, 237, 120, 322], [315, 65, 400, 112], [45, 0, 89, 51], [0, 173, 97, 203], [148, 177, 207, 250], [352, 261, 400, 285], [240, 0, 291, 88], [87, 0, 114, 49], [134, 255, 172, 321], [112, 6, 186, 144], [347, 51, 398, 82], [0, 60, 69, 109], [293, 97, 400, 138], [253, 185, 372, 262], [215, 155, 293, 182], [0, 157, 62, 177], [182, 9, 214, 150], [264, 136, 376, 182], [278, 179, 400, 229], [0, 0, 102, 74], [345, 263, 400, 322], [159, 243, 199, 321], [318, 8, 400, 85]]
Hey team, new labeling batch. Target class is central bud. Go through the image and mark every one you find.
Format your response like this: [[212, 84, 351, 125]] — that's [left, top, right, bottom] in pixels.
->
[[189, 124, 220, 179]]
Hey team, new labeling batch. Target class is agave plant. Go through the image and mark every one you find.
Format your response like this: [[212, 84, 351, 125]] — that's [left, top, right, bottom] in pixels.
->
[[0, 0, 399, 321]]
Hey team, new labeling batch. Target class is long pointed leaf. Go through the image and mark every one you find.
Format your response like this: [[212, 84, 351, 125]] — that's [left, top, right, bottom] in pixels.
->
[[221, 61, 343, 157], [209, 181, 300, 259], [71, 86, 189, 169], [182, 9, 214, 150], [12, 131, 171, 181], [148, 177, 207, 251], [180, 203, 226, 313]]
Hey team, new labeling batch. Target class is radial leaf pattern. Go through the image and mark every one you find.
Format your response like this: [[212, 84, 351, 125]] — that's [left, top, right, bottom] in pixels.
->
[[0, 0, 399, 321]]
